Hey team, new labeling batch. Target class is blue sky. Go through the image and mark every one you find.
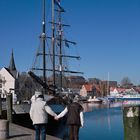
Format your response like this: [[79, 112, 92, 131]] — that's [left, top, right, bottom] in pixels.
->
[[0, 0, 140, 85]]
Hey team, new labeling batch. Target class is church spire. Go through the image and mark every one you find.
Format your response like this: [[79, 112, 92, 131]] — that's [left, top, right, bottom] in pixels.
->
[[9, 49, 16, 71]]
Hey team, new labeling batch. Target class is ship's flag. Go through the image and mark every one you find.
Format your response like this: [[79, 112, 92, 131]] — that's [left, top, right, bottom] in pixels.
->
[[64, 39, 70, 48], [55, 0, 60, 4], [54, 0, 65, 12]]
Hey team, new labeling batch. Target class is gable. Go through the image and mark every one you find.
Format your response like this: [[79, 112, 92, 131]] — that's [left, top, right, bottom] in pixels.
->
[[0, 67, 15, 80]]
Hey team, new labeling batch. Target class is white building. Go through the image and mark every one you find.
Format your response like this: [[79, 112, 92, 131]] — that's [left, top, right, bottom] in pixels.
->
[[0, 50, 18, 102], [110, 88, 119, 97], [80, 84, 93, 97]]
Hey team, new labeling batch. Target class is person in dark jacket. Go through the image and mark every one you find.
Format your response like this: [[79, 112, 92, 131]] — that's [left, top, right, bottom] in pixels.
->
[[55, 97, 84, 140]]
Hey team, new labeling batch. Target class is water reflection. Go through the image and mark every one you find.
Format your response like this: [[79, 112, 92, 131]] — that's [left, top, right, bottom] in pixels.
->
[[82, 103, 103, 112], [80, 104, 124, 140], [82, 101, 123, 112]]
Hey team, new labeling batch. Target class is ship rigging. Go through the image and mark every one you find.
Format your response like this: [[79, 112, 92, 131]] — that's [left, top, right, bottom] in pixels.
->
[[28, 0, 83, 96]]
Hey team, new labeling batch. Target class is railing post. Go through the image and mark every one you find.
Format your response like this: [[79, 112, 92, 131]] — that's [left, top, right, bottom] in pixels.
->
[[6, 93, 12, 123]]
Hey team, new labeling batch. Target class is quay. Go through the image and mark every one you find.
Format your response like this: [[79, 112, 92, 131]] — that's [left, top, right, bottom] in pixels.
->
[[3, 122, 62, 140]]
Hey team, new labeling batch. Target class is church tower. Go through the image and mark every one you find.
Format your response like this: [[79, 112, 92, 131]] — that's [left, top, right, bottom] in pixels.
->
[[9, 49, 16, 71], [8, 49, 18, 79]]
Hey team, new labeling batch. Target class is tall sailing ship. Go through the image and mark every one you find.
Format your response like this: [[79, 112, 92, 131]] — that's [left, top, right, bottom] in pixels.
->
[[28, 0, 83, 102]]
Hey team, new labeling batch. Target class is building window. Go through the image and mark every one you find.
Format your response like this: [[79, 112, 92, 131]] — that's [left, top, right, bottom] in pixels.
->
[[0, 83, 2, 88], [0, 90, 2, 93]]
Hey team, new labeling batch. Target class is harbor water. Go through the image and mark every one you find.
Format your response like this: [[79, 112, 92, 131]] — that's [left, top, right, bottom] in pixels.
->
[[80, 103, 124, 140]]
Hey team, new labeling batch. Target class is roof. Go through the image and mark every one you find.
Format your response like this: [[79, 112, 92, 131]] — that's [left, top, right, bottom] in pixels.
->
[[84, 84, 93, 92], [4, 67, 18, 79]]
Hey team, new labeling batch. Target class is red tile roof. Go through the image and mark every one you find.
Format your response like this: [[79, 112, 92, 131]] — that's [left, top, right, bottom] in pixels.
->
[[84, 84, 93, 92]]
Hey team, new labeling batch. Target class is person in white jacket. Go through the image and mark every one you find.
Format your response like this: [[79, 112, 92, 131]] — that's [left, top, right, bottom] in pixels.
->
[[55, 97, 84, 140], [29, 93, 57, 140]]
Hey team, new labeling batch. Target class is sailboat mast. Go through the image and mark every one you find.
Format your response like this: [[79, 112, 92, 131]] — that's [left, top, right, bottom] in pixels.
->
[[42, 0, 47, 94], [107, 72, 110, 95], [52, 0, 56, 94]]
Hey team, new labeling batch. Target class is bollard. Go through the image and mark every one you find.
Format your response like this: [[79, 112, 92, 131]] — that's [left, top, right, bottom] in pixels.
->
[[0, 119, 9, 139], [123, 106, 140, 140], [6, 94, 13, 123]]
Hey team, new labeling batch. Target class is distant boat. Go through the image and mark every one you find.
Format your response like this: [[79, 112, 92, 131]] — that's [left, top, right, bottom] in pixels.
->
[[117, 94, 140, 100], [108, 93, 140, 100], [87, 96, 102, 103]]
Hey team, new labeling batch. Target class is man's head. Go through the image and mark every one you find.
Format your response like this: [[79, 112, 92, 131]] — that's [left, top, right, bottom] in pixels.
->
[[35, 91, 42, 97]]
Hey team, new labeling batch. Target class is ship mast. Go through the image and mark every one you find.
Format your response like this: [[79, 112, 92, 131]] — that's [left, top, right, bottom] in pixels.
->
[[58, 3, 63, 92], [54, 0, 83, 93], [41, 0, 47, 94], [51, 0, 56, 94], [28, 0, 56, 94]]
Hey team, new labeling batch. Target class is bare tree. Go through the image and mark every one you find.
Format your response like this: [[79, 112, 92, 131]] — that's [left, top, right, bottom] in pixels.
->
[[121, 77, 132, 88]]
